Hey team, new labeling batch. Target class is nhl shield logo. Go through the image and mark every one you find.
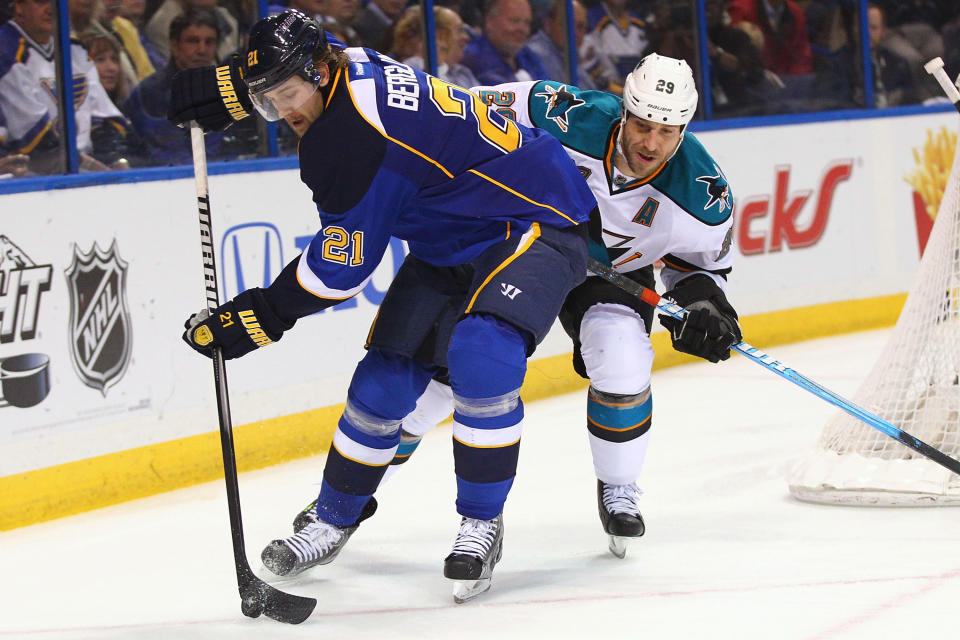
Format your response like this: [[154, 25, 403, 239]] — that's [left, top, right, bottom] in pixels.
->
[[65, 241, 132, 395]]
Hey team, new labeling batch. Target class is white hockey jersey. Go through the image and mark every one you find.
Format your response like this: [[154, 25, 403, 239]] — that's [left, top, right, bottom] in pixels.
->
[[473, 80, 734, 292], [0, 21, 122, 154]]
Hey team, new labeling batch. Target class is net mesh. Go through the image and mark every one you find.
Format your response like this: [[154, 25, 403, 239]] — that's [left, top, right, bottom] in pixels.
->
[[788, 124, 960, 506]]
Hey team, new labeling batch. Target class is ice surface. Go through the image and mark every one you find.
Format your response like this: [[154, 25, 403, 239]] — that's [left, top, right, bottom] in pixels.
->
[[2, 329, 957, 639]]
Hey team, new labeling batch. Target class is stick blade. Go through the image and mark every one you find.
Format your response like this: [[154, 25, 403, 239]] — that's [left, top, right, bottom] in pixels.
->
[[240, 573, 317, 624]]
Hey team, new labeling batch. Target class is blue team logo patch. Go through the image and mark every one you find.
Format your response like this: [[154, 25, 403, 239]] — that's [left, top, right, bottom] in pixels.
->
[[696, 165, 731, 213], [534, 84, 584, 133]]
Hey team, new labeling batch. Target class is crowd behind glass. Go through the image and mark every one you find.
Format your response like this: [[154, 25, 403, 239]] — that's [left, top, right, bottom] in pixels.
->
[[1, 0, 958, 177]]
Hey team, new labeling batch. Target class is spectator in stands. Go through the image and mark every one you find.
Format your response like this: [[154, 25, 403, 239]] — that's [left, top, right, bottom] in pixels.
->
[[462, 0, 548, 84], [100, 0, 155, 80], [0, 0, 133, 173], [123, 8, 242, 164], [703, 0, 768, 116], [811, 2, 915, 109], [390, 5, 423, 60], [69, 0, 145, 94], [525, 0, 595, 88], [872, 1, 945, 101], [119, 0, 165, 70], [399, 5, 479, 88], [579, 0, 651, 92], [727, 0, 813, 76], [866, 3, 915, 107], [353, 0, 405, 51], [942, 8, 960, 86], [83, 33, 132, 104], [144, 0, 241, 63], [315, 0, 359, 42], [0, 112, 30, 177], [648, 0, 697, 65]]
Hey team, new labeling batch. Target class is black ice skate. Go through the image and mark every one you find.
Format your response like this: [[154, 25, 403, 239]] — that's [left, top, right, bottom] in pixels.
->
[[443, 514, 504, 603], [261, 497, 378, 577], [597, 480, 645, 558]]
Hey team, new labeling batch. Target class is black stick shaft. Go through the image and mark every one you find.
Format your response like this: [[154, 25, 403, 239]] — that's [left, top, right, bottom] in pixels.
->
[[188, 126, 315, 623]]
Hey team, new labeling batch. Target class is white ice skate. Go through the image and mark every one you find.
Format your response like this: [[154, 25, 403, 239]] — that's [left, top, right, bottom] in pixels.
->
[[261, 497, 377, 576], [597, 480, 645, 558], [443, 514, 504, 603]]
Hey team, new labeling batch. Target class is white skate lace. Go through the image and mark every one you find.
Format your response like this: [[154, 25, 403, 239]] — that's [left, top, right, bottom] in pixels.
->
[[283, 519, 345, 563], [602, 482, 643, 517], [450, 517, 498, 558]]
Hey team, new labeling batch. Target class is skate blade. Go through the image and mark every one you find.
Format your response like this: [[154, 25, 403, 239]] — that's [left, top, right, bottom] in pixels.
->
[[451, 578, 492, 603], [608, 535, 628, 559]]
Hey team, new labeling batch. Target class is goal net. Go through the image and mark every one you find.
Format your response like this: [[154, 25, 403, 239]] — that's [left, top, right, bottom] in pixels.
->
[[788, 124, 960, 506]]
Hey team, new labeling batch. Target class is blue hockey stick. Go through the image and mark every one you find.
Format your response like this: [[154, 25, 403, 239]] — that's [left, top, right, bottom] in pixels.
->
[[587, 258, 960, 477]]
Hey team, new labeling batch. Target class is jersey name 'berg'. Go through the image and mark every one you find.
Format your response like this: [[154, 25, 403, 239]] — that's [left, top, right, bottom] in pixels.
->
[[291, 50, 594, 304]]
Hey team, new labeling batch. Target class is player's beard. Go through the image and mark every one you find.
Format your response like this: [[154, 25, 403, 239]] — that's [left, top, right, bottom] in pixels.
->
[[622, 144, 662, 180]]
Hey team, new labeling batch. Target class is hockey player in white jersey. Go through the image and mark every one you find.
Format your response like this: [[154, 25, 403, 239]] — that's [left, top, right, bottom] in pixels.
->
[[377, 53, 741, 558]]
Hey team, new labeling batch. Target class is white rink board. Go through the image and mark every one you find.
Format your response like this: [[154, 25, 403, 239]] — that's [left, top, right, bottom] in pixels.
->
[[0, 110, 953, 475]]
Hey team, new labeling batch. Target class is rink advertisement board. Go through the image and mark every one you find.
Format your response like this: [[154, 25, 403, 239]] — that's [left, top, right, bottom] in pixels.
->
[[0, 109, 955, 527]]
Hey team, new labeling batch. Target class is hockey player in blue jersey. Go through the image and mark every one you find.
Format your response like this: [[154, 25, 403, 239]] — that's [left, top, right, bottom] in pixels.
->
[[167, 10, 595, 602], [373, 54, 742, 559]]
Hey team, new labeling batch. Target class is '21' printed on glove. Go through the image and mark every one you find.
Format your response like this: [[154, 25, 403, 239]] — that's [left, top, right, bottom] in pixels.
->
[[183, 289, 292, 360]]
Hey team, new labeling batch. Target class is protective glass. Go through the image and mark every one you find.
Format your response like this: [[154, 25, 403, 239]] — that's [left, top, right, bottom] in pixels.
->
[[249, 74, 322, 121]]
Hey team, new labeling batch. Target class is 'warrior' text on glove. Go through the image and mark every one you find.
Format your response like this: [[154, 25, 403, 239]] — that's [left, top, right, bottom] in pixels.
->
[[182, 289, 293, 360], [168, 54, 252, 132]]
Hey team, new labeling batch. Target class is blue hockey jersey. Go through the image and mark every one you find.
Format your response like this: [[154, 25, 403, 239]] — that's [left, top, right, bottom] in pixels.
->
[[286, 48, 596, 309]]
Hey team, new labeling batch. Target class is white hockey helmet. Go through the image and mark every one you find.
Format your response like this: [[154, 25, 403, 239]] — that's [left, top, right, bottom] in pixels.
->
[[622, 53, 698, 128]]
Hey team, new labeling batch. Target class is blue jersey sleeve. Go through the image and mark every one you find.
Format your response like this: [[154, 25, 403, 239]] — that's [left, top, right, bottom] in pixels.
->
[[260, 168, 414, 321], [299, 167, 415, 297]]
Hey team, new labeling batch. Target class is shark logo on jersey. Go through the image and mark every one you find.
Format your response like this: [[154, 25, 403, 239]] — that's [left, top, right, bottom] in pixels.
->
[[696, 166, 731, 213], [577, 166, 592, 180], [534, 84, 584, 132]]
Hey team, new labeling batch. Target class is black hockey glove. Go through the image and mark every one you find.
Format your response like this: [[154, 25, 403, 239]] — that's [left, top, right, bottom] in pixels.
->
[[658, 274, 741, 363], [182, 289, 293, 360], [168, 54, 252, 132]]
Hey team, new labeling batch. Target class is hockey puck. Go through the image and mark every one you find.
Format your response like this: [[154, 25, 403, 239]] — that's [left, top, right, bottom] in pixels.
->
[[240, 596, 264, 618]]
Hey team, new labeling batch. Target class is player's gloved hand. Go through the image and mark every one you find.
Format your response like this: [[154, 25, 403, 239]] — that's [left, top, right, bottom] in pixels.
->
[[182, 289, 293, 360], [168, 54, 251, 132], [658, 274, 741, 363]]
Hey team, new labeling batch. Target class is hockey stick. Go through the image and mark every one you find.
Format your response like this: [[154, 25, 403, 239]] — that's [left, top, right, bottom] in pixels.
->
[[924, 57, 960, 114], [586, 257, 960, 477], [189, 125, 316, 624]]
